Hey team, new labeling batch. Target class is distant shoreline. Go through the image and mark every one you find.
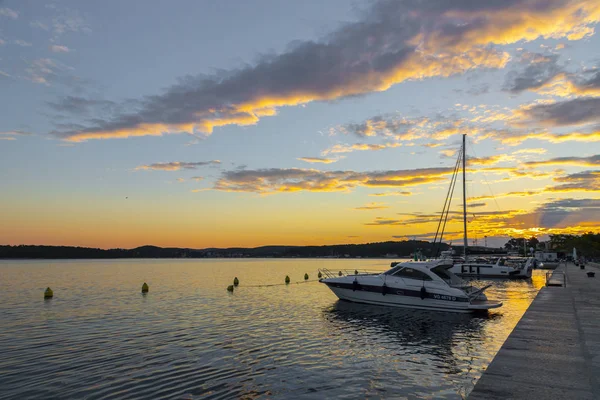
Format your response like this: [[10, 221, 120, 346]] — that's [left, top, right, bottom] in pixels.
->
[[0, 241, 507, 260]]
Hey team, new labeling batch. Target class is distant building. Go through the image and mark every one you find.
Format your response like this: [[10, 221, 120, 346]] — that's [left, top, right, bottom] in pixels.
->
[[534, 251, 558, 262]]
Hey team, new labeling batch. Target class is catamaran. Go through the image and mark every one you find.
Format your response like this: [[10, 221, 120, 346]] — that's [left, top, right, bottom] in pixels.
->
[[319, 135, 503, 312]]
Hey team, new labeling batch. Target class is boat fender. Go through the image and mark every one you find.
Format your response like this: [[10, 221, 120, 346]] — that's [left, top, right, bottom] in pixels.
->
[[420, 286, 427, 300], [382, 283, 388, 296], [352, 279, 361, 292]]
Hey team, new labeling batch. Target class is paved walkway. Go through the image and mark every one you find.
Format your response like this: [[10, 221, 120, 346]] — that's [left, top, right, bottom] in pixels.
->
[[469, 262, 600, 399]]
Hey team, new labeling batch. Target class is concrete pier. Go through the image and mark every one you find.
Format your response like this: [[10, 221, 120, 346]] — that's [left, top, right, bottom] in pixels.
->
[[469, 262, 600, 399]]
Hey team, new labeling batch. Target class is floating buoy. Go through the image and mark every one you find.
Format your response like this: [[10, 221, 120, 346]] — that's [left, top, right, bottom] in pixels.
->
[[44, 287, 53, 299], [227, 285, 234, 292], [304, 273, 309, 280], [355, 269, 359, 275], [233, 277, 239, 286], [285, 275, 290, 284], [338, 271, 343, 276], [318, 271, 322, 279], [141, 282, 149, 293]]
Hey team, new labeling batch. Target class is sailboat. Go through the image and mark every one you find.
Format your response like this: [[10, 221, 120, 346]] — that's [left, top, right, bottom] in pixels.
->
[[318, 135, 503, 313], [443, 135, 533, 279]]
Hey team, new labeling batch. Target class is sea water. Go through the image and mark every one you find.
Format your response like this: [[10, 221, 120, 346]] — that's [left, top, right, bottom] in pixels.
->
[[0, 258, 545, 399]]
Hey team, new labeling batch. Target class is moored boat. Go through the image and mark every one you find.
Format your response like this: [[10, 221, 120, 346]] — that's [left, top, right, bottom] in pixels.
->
[[448, 257, 534, 279], [319, 261, 502, 313]]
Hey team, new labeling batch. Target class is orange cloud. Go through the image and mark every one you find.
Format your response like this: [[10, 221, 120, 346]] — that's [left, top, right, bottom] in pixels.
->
[[52, 0, 600, 142], [214, 167, 454, 194], [135, 160, 221, 171], [523, 155, 600, 168], [297, 157, 341, 164], [354, 202, 389, 210], [512, 148, 547, 155], [369, 191, 413, 197], [0, 130, 31, 140], [322, 142, 402, 155], [468, 154, 514, 166], [533, 72, 600, 97]]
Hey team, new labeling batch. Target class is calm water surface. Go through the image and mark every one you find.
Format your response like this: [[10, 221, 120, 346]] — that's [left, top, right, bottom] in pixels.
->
[[0, 259, 546, 399]]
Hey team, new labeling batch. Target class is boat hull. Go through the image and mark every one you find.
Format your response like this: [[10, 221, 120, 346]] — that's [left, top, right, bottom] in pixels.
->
[[323, 282, 500, 313]]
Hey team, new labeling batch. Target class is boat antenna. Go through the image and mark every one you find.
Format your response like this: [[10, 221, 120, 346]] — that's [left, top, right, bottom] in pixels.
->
[[462, 134, 468, 260]]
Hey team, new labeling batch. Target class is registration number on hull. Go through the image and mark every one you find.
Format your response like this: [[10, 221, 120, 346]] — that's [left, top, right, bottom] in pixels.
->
[[432, 294, 457, 301]]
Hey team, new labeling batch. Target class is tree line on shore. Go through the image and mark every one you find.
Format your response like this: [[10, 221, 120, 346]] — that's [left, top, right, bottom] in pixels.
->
[[502, 233, 600, 258], [0, 241, 452, 259], [3, 233, 597, 259]]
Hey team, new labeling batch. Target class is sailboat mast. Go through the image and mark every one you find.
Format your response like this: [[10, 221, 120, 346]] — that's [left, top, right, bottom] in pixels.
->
[[462, 134, 468, 259]]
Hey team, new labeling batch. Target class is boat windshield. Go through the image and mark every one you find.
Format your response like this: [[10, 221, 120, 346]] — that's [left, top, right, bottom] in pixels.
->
[[431, 265, 464, 285], [383, 265, 403, 275]]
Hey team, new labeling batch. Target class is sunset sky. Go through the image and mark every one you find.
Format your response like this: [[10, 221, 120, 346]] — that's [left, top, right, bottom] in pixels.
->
[[1, 0, 599, 249]]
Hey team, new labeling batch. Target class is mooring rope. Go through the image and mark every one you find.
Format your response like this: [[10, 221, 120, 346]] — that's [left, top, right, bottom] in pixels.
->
[[236, 279, 321, 288]]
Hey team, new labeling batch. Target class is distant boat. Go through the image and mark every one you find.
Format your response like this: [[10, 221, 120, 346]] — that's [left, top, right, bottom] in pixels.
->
[[448, 256, 533, 278]]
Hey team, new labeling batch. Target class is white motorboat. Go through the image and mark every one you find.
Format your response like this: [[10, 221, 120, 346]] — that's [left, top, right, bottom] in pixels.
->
[[448, 257, 534, 279], [319, 261, 502, 313]]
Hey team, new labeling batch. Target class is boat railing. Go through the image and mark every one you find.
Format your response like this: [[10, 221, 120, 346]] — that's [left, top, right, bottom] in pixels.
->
[[318, 268, 383, 279]]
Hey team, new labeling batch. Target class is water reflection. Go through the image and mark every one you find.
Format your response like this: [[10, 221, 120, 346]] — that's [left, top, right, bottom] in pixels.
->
[[0, 260, 545, 400], [321, 300, 508, 397]]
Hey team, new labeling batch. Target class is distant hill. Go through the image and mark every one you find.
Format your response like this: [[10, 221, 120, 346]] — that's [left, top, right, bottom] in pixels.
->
[[0, 240, 474, 259]]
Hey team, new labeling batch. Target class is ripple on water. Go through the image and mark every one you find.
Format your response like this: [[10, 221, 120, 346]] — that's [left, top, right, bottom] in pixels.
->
[[0, 259, 545, 399]]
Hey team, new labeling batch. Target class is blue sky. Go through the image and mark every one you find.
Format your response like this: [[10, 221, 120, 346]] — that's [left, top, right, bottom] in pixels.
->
[[1, 0, 599, 248]]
